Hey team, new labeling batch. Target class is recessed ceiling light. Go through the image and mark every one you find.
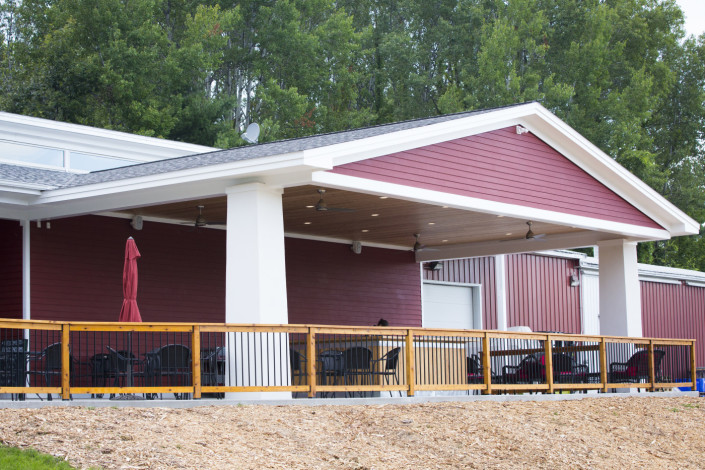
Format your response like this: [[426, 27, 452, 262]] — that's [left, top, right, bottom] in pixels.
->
[[505, 232, 512, 236], [362, 229, 369, 233], [304, 222, 312, 225], [306, 205, 314, 208], [497, 215, 504, 218], [442, 239, 448, 243], [380, 196, 388, 199], [428, 222, 435, 225], [371, 213, 379, 217], [442, 206, 449, 209]]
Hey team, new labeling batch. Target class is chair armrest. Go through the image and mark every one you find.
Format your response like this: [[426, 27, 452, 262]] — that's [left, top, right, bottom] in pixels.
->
[[502, 364, 520, 375]]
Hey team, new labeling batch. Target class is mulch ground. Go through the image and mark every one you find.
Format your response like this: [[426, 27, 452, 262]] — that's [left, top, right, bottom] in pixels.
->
[[0, 396, 703, 469]]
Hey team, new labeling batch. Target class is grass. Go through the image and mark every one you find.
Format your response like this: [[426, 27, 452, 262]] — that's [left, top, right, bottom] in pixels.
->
[[0, 444, 79, 469]]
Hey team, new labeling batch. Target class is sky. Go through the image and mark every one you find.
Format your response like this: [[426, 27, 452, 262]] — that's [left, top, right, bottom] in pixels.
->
[[677, 0, 705, 38]]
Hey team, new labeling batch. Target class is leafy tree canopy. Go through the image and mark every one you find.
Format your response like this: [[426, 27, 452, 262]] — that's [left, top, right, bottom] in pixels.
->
[[0, 0, 703, 269]]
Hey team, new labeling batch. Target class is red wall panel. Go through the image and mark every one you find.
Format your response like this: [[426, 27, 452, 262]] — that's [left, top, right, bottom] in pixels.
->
[[30, 215, 226, 323], [422, 257, 497, 330], [28, 216, 422, 327], [642, 282, 705, 367], [333, 127, 660, 229], [505, 254, 581, 334], [285, 238, 421, 327], [0, 219, 23, 319]]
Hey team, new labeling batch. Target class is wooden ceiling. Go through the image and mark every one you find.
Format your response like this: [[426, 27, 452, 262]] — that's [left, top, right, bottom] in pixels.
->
[[118, 185, 586, 250]]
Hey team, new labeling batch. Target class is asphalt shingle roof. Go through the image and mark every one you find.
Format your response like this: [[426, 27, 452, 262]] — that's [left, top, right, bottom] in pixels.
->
[[0, 104, 522, 190]]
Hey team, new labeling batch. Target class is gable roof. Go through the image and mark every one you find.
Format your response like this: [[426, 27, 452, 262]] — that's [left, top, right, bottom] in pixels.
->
[[0, 102, 699, 239]]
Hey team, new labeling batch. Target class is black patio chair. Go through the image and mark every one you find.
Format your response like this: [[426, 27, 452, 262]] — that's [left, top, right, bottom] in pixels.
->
[[343, 347, 373, 397], [317, 350, 345, 397], [28, 342, 77, 401], [200, 346, 225, 398], [369, 347, 401, 397], [144, 344, 192, 399], [502, 353, 543, 385], [550, 353, 589, 384], [0, 339, 28, 400], [289, 348, 307, 398], [609, 349, 666, 384]]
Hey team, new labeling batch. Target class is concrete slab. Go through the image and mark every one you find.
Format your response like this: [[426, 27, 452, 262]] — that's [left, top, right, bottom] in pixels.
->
[[0, 390, 698, 409]]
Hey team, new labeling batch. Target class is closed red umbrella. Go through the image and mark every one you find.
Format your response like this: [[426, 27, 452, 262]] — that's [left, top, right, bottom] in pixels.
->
[[118, 237, 142, 323]]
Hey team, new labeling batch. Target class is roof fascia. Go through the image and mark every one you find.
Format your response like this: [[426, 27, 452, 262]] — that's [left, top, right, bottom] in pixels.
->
[[313, 171, 671, 241], [519, 106, 699, 236], [304, 102, 697, 237], [18, 151, 322, 220], [0, 112, 217, 162], [302, 104, 537, 169]]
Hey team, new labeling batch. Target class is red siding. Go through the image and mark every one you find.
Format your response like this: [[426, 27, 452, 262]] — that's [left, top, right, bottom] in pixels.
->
[[30, 216, 226, 323], [642, 282, 705, 367], [505, 254, 582, 333], [332, 127, 661, 229], [422, 257, 497, 330], [0, 219, 23, 319], [286, 238, 421, 327]]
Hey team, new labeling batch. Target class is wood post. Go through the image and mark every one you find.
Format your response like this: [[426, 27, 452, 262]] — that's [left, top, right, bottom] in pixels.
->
[[482, 333, 491, 395], [61, 324, 71, 400], [545, 335, 554, 394], [599, 339, 608, 393], [406, 329, 415, 397], [307, 328, 316, 398], [192, 325, 201, 399], [647, 341, 655, 391]]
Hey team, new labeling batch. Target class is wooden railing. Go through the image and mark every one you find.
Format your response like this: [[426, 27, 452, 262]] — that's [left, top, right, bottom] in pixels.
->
[[0, 319, 697, 400]]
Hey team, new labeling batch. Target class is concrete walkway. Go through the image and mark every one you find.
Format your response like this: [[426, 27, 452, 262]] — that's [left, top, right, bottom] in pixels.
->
[[0, 390, 697, 409]]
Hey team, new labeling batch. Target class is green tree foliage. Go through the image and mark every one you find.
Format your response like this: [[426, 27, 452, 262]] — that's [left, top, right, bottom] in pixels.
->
[[0, 0, 703, 269]]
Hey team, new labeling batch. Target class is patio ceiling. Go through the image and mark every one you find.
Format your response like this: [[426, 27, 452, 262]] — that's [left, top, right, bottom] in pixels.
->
[[118, 185, 593, 252]]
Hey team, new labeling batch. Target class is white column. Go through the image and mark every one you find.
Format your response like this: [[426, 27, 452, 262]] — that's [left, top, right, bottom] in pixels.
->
[[224, 182, 290, 400], [494, 255, 507, 331], [597, 240, 642, 337], [22, 220, 31, 321]]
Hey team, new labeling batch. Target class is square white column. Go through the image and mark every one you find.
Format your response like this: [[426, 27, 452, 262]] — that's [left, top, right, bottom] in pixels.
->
[[225, 182, 288, 324], [224, 182, 290, 400], [597, 239, 642, 337]]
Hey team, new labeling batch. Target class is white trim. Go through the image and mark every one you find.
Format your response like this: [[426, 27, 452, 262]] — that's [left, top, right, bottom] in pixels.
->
[[638, 275, 682, 285], [313, 172, 672, 241], [283, 232, 409, 251], [495, 255, 507, 331], [0, 111, 217, 162], [22, 220, 30, 320], [519, 108, 699, 236], [685, 281, 705, 288]]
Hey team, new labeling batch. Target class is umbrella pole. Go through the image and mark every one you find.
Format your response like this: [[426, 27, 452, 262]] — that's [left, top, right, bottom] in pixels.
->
[[111, 332, 142, 401]]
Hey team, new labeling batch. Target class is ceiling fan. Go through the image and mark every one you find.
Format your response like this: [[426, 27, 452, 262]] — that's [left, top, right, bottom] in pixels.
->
[[502, 221, 547, 242], [182, 205, 226, 228], [412, 233, 439, 253], [314, 189, 354, 212]]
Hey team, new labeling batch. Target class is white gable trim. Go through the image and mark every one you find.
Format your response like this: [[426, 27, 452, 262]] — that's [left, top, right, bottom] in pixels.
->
[[312, 171, 671, 241]]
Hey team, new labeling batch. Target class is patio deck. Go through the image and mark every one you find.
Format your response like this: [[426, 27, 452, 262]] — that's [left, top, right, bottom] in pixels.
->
[[0, 319, 697, 401]]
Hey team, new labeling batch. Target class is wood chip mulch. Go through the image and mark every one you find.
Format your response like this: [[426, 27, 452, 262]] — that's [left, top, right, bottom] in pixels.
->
[[0, 396, 703, 469]]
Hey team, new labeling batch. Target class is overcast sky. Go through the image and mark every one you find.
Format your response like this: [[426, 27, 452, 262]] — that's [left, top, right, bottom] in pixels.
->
[[676, 0, 705, 38]]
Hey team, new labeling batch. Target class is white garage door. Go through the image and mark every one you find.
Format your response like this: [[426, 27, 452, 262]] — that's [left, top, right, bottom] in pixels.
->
[[422, 283, 477, 330]]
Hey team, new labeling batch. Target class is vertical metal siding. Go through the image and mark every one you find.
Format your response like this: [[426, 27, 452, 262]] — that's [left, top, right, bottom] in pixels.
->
[[505, 254, 582, 334], [642, 281, 705, 367], [423, 257, 497, 330]]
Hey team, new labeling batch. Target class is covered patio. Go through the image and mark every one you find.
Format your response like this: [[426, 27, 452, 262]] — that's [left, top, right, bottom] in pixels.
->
[[0, 102, 700, 400]]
